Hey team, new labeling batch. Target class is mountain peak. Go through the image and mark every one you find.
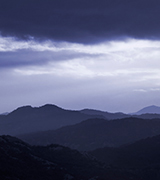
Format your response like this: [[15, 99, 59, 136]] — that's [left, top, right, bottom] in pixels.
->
[[135, 105, 160, 115], [39, 104, 64, 111], [9, 105, 33, 116]]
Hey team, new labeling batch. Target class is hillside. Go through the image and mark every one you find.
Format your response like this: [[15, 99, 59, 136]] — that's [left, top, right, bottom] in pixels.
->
[[0, 135, 135, 180], [90, 134, 160, 180], [81, 108, 160, 119], [0, 104, 101, 136], [1, 104, 160, 136], [80, 109, 129, 119], [133, 105, 160, 115], [19, 117, 160, 151], [1, 135, 160, 179]]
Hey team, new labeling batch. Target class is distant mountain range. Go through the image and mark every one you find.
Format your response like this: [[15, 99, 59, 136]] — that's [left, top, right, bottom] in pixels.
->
[[0, 103, 160, 136], [81, 107, 160, 120], [0, 104, 102, 136], [80, 109, 129, 119], [132, 105, 160, 115], [82, 105, 160, 116]]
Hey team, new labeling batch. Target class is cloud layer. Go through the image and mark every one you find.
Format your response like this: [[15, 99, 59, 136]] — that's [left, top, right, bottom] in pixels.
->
[[1, 0, 160, 43], [0, 36, 160, 113]]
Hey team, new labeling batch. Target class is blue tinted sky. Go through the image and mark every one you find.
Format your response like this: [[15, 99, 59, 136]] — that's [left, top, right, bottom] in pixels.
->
[[0, 0, 160, 113]]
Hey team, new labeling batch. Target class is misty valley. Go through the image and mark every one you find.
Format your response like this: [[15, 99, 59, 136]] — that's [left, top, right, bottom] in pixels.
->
[[1, 104, 160, 179]]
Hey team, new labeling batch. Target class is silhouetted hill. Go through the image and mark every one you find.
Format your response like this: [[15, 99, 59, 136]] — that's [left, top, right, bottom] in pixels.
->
[[133, 105, 160, 115], [0, 135, 135, 180], [19, 117, 160, 151], [80, 109, 129, 119], [90, 134, 160, 180], [81, 108, 160, 119], [133, 113, 160, 119], [2, 135, 160, 180], [0, 135, 69, 180], [0, 104, 102, 136], [1, 104, 160, 137]]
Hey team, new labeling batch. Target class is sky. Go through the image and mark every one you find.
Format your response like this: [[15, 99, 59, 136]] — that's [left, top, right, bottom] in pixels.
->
[[0, 0, 160, 114]]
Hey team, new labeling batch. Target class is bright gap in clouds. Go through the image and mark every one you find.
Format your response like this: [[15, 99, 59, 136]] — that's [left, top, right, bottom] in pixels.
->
[[0, 36, 160, 113]]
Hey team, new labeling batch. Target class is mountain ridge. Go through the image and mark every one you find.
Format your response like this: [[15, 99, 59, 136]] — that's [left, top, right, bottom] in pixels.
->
[[0, 104, 102, 136], [1, 104, 160, 137], [80, 109, 129, 119], [132, 105, 160, 115], [90, 134, 160, 168], [0, 135, 135, 180], [19, 117, 160, 151]]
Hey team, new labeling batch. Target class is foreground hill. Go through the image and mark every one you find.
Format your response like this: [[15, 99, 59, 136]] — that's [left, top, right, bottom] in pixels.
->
[[90, 134, 160, 180], [1, 135, 160, 179], [0, 104, 102, 136], [0, 135, 135, 180], [19, 117, 160, 151]]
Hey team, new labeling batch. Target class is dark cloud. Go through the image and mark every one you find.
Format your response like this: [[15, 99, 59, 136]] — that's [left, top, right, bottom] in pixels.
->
[[0, 49, 102, 69], [0, 0, 160, 43], [0, 50, 49, 68]]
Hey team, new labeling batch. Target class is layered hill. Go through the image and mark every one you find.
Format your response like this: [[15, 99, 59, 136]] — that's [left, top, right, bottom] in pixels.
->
[[1, 104, 160, 137], [0, 104, 102, 136], [1, 134, 160, 179], [80, 109, 129, 119], [82, 107, 160, 119], [0, 135, 135, 180], [90, 134, 160, 180], [19, 117, 160, 151]]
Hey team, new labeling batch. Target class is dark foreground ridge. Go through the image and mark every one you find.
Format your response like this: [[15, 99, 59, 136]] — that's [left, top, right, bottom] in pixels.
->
[[1, 135, 160, 179], [0, 135, 136, 180], [90, 134, 160, 180]]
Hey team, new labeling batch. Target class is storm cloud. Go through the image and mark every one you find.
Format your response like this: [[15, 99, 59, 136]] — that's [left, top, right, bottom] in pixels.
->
[[1, 0, 160, 43]]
